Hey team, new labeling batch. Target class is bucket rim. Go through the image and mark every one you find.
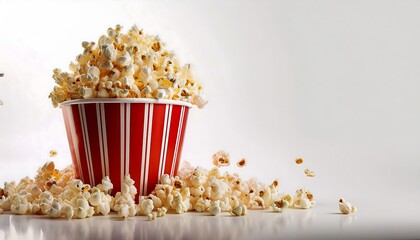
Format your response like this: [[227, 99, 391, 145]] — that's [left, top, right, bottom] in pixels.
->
[[59, 98, 193, 108]]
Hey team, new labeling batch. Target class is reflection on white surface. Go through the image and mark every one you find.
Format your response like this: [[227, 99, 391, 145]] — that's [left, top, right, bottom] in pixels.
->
[[0, 208, 355, 240], [0, 206, 419, 240], [0, 209, 318, 240]]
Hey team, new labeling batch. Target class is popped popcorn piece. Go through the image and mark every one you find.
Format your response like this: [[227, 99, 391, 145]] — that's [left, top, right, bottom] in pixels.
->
[[147, 212, 157, 221], [61, 204, 74, 220], [10, 194, 28, 215], [304, 169, 316, 177], [237, 158, 246, 168], [208, 200, 221, 216], [49, 150, 58, 157], [295, 158, 304, 165], [49, 25, 206, 108], [339, 198, 357, 214], [194, 198, 210, 212], [118, 204, 129, 219], [159, 174, 171, 185], [281, 194, 294, 207], [138, 198, 154, 216], [73, 197, 95, 219], [230, 205, 247, 216], [96, 176, 113, 194], [212, 150, 230, 167], [156, 207, 167, 217], [293, 188, 315, 209], [251, 196, 265, 209], [298, 198, 314, 209], [272, 199, 289, 213], [89, 190, 112, 215], [45, 199, 62, 218]]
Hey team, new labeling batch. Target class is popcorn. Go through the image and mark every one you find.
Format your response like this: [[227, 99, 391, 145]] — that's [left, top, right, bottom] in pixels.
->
[[237, 159, 246, 168], [1, 150, 321, 221], [293, 188, 315, 209], [156, 207, 167, 217], [89, 189, 112, 215], [208, 200, 221, 216], [295, 158, 304, 164], [159, 174, 171, 185], [212, 150, 230, 167], [272, 199, 289, 213], [138, 198, 154, 216], [339, 198, 357, 214], [194, 198, 210, 212], [117, 204, 129, 219], [73, 197, 95, 219], [10, 194, 29, 215], [96, 176, 113, 194], [230, 205, 247, 216], [304, 169, 316, 177], [147, 212, 157, 221], [45, 199, 62, 218], [49, 25, 206, 108], [61, 204, 74, 220], [49, 150, 58, 157]]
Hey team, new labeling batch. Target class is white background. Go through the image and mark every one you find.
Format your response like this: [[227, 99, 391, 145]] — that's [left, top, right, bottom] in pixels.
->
[[0, 0, 420, 235]]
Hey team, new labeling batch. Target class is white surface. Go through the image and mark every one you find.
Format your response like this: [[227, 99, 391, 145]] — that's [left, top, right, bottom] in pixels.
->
[[1, 0, 420, 238], [1, 202, 420, 240]]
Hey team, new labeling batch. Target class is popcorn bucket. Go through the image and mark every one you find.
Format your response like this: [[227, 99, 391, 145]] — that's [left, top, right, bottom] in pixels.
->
[[60, 98, 191, 197]]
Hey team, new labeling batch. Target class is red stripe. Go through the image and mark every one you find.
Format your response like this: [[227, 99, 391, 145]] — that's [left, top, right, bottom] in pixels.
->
[[174, 107, 189, 175], [145, 104, 167, 195], [71, 105, 91, 184], [103, 103, 122, 195], [128, 103, 146, 199], [83, 104, 103, 186], [163, 105, 182, 176]]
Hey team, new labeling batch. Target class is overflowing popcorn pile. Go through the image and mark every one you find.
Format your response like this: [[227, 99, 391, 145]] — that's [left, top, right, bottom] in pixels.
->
[[48, 25, 207, 108], [0, 151, 318, 220]]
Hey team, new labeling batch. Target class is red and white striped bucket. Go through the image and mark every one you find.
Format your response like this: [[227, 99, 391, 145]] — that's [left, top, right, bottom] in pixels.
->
[[60, 98, 191, 197]]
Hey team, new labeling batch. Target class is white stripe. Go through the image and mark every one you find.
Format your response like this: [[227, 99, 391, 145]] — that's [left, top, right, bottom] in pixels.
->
[[120, 103, 125, 183], [125, 103, 131, 176], [140, 104, 149, 196], [100, 103, 110, 177], [171, 106, 185, 177], [144, 103, 154, 195], [79, 105, 94, 185], [161, 105, 172, 176], [96, 103, 105, 178], [158, 105, 169, 178], [67, 107, 84, 182]]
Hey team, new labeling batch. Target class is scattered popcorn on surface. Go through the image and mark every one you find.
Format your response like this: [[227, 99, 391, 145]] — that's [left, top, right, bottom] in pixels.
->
[[49, 150, 58, 157], [339, 198, 357, 214], [304, 168, 316, 177], [295, 158, 304, 165], [49, 25, 207, 108], [0, 150, 320, 220]]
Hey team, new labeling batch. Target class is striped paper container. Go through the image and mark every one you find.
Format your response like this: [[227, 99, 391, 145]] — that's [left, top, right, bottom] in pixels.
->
[[60, 98, 191, 198]]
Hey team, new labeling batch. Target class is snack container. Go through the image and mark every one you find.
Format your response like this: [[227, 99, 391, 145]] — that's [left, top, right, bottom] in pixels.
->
[[60, 98, 190, 196]]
